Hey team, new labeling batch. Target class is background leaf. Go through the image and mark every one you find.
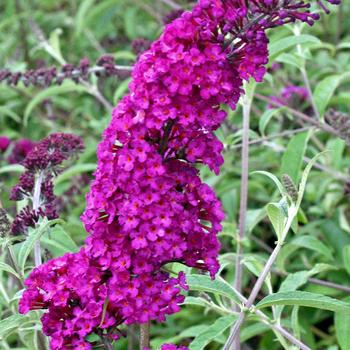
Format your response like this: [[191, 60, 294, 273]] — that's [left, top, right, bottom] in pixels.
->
[[257, 291, 350, 314], [280, 131, 310, 184]]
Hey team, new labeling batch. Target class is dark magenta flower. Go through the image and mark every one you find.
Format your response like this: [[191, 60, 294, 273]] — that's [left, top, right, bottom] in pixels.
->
[[0, 136, 10, 153], [7, 138, 35, 164], [269, 84, 309, 108], [160, 344, 188, 350]]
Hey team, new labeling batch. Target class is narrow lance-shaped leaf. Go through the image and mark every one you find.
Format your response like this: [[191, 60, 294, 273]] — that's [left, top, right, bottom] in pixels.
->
[[251, 170, 285, 196], [313, 74, 342, 118], [259, 108, 284, 136], [335, 296, 350, 350], [292, 235, 333, 261], [280, 131, 310, 184], [266, 202, 286, 241], [18, 218, 63, 273], [296, 152, 328, 208], [257, 291, 350, 314], [0, 314, 31, 339], [186, 275, 239, 304], [24, 81, 89, 126], [0, 261, 21, 280], [342, 245, 350, 276], [189, 315, 237, 350], [269, 34, 321, 60]]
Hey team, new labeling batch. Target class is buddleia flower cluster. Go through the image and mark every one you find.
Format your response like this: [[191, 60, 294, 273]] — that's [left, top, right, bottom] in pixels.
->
[[19, 1, 340, 349], [10, 133, 84, 235]]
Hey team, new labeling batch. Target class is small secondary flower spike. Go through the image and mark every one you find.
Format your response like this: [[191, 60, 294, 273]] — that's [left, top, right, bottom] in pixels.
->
[[11, 133, 84, 235]]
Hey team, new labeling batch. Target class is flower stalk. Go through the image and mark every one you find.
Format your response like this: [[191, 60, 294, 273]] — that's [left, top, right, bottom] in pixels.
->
[[33, 171, 44, 266], [225, 207, 298, 349], [232, 93, 252, 349], [232, 286, 311, 350], [140, 323, 150, 350]]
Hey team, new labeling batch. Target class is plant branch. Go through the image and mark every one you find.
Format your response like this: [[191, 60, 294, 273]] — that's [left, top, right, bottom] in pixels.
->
[[224, 207, 298, 349], [26, 17, 118, 111], [227, 127, 310, 150], [33, 171, 44, 266], [0, 62, 133, 88], [254, 94, 346, 141], [140, 322, 150, 350], [265, 141, 349, 183], [274, 268, 350, 294], [253, 237, 350, 293], [232, 95, 251, 349], [232, 286, 311, 350], [128, 325, 137, 350], [159, 0, 183, 10], [97, 330, 114, 350]]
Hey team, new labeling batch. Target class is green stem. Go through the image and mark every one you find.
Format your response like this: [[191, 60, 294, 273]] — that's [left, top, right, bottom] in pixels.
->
[[140, 322, 150, 350]]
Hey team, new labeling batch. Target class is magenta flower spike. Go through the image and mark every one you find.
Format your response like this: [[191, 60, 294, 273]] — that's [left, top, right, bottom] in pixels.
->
[[18, 1, 340, 349]]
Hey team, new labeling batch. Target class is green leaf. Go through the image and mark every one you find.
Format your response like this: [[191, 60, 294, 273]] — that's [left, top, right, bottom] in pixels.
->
[[242, 255, 265, 278], [337, 42, 350, 50], [313, 75, 342, 118], [296, 152, 327, 208], [41, 225, 78, 256], [0, 261, 21, 279], [0, 314, 31, 339], [266, 202, 286, 240], [308, 263, 337, 276], [259, 108, 284, 136], [276, 53, 303, 69], [292, 235, 333, 261], [335, 296, 350, 350], [75, 0, 95, 36], [275, 271, 309, 319], [18, 218, 63, 273], [189, 315, 237, 350], [251, 171, 284, 196], [280, 131, 310, 184], [54, 163, 96, 185], [0, 105, 21, 123], [113, 77, 131, 104], [124, 7, 139, 40], [246, 208, 266, 235], [279, 271, 309, 293], [269, 35, 321, 61], [187, 275, 239, 304], [48, 28, 64, 64], [183, 296, 212, 308], [342, 245, 350, 276], [327, 138, 346, 170], [241, 322, 270, 342], [0, 164, 25, 175], [291, 306, 301, 341], [256, 291, 350, 314], [24, 81, 89, 126], [114, 50, 136, 61], [85, 0, 122, 30]]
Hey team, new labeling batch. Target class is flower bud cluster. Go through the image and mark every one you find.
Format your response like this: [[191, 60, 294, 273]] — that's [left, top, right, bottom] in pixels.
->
[[0, 55, 130, 87], [11, 133, 84, 235]]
